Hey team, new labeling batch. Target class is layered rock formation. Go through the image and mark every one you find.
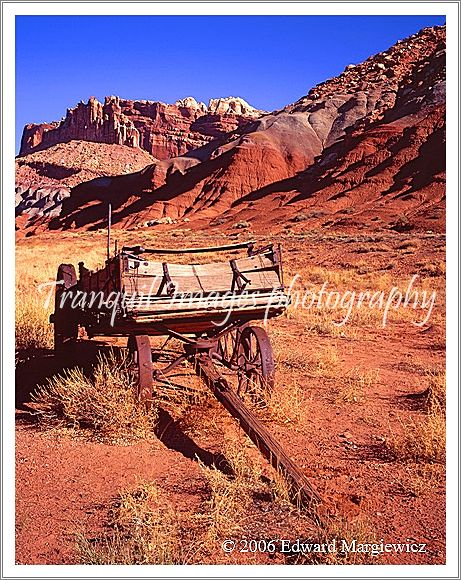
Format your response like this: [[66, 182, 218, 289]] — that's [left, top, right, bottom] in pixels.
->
[[17, 25, 445, 234], [19, 95, 263, 159]]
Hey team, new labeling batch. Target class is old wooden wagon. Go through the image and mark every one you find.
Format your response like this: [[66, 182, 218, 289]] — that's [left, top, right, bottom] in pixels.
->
[[51, 237, 321, 517]]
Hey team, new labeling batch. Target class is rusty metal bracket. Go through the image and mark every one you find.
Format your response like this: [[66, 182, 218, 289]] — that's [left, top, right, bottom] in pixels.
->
[[156, 262, 176, 297], [230, 259, 251, 292]]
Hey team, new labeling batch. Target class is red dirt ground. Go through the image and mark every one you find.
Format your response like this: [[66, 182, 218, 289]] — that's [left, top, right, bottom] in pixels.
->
[[15, 230, 446, 565]]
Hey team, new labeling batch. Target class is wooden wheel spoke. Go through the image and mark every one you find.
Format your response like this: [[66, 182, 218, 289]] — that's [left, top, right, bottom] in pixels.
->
[[128, 334, 153, 403], [237, 326, 275, 406]]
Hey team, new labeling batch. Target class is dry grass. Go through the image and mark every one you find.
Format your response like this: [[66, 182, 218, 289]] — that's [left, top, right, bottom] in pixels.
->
[[15, 235, 107, 355], [289, 307, 346, 337], [266, 379, 309, 426], [32, 350, 157, 442], [417, 260, 446, 278], [77, 481, 187, 564], [336, 367, 379, 404], [198, 436, 261, 541], [274, 339, 340, 377], [398, 463, 445, 498], [288, 515, 378, 564], [270, 467, 293, 505], [386, 364, 445, 464], [15, 294, 53, 352], [283, 259, 443, 332], [425, 367, 446, 411], [387, 401, 445, 464]]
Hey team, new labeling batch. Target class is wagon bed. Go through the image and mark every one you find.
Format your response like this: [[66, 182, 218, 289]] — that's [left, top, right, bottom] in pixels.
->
[[76, 241, 288, 335]]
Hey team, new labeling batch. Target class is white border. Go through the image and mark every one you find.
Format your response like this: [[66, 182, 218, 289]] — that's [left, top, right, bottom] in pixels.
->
[[2, 2, 458, 578]]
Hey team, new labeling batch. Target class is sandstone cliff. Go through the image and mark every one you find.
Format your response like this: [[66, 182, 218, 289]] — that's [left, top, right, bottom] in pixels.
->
[[19, 95, 263, 159]]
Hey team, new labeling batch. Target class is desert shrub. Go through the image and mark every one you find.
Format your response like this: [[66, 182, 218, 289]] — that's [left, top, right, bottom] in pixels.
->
[[307, 210, 326, 218], [425, 368, 446, 411], [392, 214, 413, 232], [291, 213, 309, 222], [32, 350, 156, 441], [232, 220, 250, 229]]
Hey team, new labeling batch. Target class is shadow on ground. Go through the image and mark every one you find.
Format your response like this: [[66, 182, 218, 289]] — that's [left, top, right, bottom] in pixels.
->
[[15, 340, 233, 476]]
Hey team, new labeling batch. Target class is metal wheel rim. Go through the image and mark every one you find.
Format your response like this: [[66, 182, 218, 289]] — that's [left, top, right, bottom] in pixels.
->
[[237, 326, 275, 405]]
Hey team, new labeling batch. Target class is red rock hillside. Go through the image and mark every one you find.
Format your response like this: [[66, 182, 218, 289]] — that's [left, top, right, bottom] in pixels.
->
[[16, 25, 445, 234]]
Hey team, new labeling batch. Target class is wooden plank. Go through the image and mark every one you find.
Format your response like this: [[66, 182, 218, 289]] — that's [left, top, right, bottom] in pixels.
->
[[122, 271, 281, 295], [124, 295, 288, 315], [235, 254, 275, 272], [121, 253, 282, 295], [123, 240, 255, 255], [195, 355, 322, 521], [127, 304, 286, 322], [88, 307, 286, 336], [124, 290, 285, 305]]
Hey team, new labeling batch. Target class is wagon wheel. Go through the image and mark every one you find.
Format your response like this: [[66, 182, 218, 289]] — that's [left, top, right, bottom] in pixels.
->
[[212, 325, 246, 366], [237, 326, 275, 406], [128, 334, 153, 403], [54, 263, 78, 353]]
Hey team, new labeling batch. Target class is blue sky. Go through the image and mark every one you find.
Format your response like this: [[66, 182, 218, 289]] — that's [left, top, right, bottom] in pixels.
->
[[16, 15, 445, 152]]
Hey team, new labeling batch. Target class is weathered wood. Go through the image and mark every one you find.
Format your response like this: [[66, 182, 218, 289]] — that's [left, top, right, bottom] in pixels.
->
[[195, 354, 323, 523], [122, 240, 255, 255], [122, 255, 281, 296], [128, 306, 286, 323], [125, 291, 287, 311]]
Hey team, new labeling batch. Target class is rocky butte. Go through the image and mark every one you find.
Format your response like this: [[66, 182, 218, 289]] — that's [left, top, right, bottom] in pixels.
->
[[19, 96, 264, 159]]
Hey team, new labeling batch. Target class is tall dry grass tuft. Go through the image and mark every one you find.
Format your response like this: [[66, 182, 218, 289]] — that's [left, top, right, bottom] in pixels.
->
[[77, 481, 186, 564], [267, 379, 309, 426], [32, 350, 157, 441], [387, 401, 445, 464], [198, 436, 261, 541], [425, 367, 446, 412], [386, 365, 445, 464], [16, 295, 53, 352], [288, 515, 378, 564]]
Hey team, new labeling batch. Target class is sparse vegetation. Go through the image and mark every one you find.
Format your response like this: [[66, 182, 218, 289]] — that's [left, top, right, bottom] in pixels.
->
[[287, 515, 378, 564], [336, 367, 379, 404], [198, 436, 262, 540], [425, 367, 446, 411], [16, 294, 53, 352], [387, 401, 445, 464], [77, 482, 185, 564], [266, 379, 309, 425], [291, 212, 309, 222], [32, 350, 157, 441], [232, 220, 250, 229], [15, 230, 446, 565]]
